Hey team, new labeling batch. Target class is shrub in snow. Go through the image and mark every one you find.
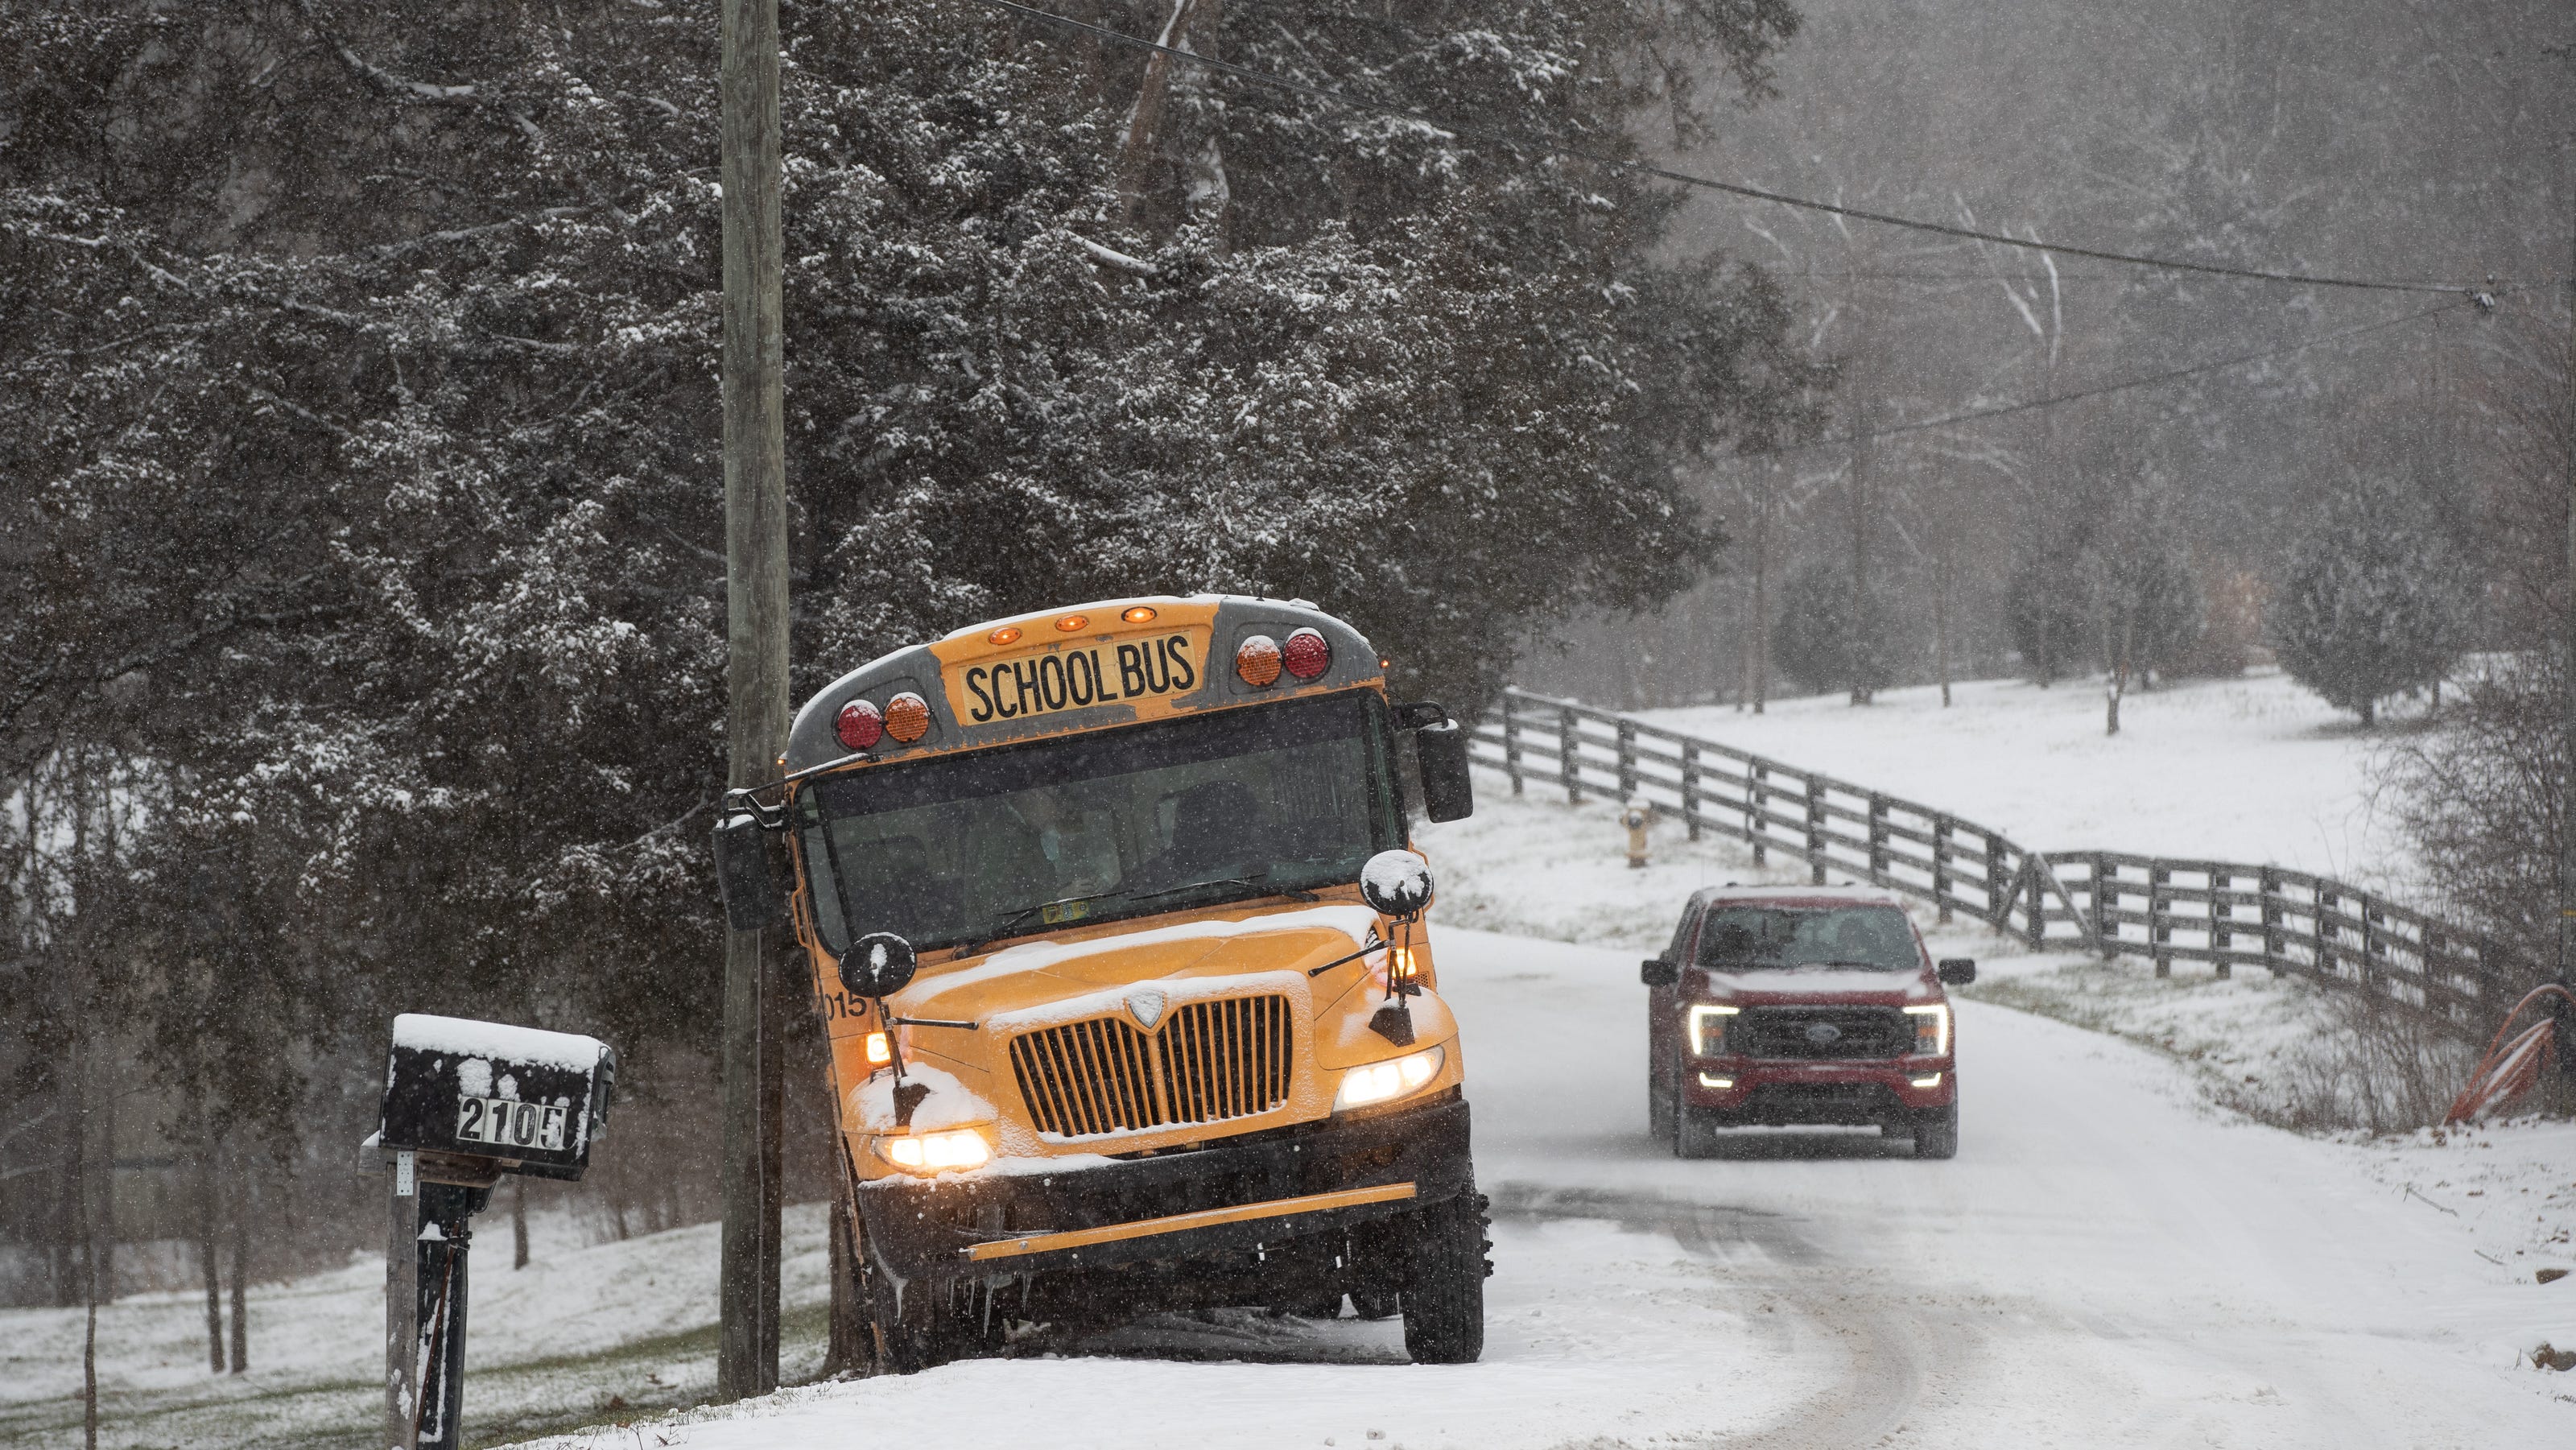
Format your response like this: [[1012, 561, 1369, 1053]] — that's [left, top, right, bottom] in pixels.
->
[[2092, 523, 2202, 688], [2270, 474, 2475, 725], [1770, 560, 1894, 700]]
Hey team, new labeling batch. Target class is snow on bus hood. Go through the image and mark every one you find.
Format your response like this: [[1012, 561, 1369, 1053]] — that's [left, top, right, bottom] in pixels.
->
[[891, 904, 1380, 1022], [1703, 965, 1938, 999]]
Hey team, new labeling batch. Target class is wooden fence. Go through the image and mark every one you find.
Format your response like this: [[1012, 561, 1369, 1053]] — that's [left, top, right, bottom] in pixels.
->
[[1474, 688, 2525, 1042]]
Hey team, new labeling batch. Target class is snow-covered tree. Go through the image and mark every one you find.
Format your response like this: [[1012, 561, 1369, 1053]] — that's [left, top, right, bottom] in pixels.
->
[[1770, 558, 1893, 698], [2271, 473, 2475, 726]]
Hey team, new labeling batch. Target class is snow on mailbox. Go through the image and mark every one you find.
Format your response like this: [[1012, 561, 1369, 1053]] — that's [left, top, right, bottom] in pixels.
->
[[379, 1014, 616, 1184]]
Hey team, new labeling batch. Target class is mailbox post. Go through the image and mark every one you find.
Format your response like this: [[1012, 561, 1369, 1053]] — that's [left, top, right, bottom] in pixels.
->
[[378, 1015, 616, 1450]]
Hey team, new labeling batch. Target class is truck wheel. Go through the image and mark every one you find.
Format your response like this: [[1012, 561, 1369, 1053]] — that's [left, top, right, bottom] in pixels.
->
[[1402, 1187, 1488, 1364], [1649, 1064, 1675, 1141], [1674, 1101, 1723, 1159], [1913, 1105, 1959, 1160]]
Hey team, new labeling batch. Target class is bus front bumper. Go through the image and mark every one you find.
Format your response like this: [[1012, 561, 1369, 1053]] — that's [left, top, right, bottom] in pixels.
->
[[856, 1095, 1473, 1281]]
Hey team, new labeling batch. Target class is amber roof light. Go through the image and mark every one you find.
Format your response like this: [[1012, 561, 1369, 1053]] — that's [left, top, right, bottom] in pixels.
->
[[1121, 605, 1159, 624], [884, 692, 931, 744], [1055, 614, 1090, 633], [988, 626, 1022, 646]]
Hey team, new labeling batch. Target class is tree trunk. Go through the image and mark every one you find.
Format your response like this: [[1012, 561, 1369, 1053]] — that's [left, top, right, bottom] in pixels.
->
[[228, 1152, 249, 1374], [199, 1130, 224, 1374], [1750, 468, 1771, 715], [74, 1023, 98, 1450], [1934, 547, 1954, 708], [1847, 404, 1876, 706]]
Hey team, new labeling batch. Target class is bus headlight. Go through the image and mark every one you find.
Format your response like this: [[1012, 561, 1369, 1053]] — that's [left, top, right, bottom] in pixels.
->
[[1905, 1004, 1951, 1056], [1334, 1045, 1445, 1111], [876, 1126, 991, 1173], [1687, 1004, 1739, 1056]]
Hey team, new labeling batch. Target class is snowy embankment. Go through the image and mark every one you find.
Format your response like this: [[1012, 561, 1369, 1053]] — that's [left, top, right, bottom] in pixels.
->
[[0, 1206, 839, 1448]]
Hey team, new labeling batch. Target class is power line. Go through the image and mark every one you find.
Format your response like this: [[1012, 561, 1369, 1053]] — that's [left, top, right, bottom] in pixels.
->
[[1761, 297, 2473, 458], [965, 0, 2491, 298]]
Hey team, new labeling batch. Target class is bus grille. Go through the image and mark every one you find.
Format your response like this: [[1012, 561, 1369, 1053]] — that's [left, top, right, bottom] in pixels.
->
[[1008, 994, 1294, 1139]]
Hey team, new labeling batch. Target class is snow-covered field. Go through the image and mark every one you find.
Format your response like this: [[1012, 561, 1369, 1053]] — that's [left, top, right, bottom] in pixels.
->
[[1640, 667, 2417, 890]]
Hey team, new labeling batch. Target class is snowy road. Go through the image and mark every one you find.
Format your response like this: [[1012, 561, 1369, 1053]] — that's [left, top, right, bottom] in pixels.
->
[[506, 927, 2570, 1450]]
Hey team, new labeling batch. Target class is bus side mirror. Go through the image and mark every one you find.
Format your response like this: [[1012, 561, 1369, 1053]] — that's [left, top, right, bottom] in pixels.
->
[[1414, 719, 1475, 823], [1937, 957, 1977, 985], [712, 814, 786, 932], [1641, 956, 1678, 987]]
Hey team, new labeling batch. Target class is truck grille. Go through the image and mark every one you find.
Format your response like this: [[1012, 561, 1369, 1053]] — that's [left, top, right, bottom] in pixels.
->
[[1736, 1006, 1911, 1060], [1008, 994, 1294, 1139]]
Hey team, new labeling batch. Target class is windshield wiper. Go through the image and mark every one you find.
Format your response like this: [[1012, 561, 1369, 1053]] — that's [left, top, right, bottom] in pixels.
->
[[957, 877, 1320, 957], [1120, 874, 1320, 909], [956, 891, 1125, 956]]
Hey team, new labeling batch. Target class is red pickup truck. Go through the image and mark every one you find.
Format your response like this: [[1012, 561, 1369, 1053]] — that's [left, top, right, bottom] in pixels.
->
[[1641, 886, 1973, 1159]]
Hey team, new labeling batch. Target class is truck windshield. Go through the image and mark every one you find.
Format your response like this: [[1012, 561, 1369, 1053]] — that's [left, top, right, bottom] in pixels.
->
[[796, 691, 1403, 956], [1695, 906, 1920, 972]]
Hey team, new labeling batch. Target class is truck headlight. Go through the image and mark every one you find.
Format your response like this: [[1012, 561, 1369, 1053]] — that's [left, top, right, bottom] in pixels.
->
[[1687, 1004, 1739, 1056], [1905, 1004, 1951, 1056], [1334, 1045, 1446, 1112], [876, 1126, 991, 1173]]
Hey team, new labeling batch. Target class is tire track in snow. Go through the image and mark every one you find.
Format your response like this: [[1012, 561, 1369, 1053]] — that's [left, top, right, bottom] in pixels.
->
[[1488, 1183, 1930, 1450]]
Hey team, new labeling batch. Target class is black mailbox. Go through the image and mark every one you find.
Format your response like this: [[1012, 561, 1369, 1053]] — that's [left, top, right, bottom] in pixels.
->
[[379, 1014, 616, 1184]]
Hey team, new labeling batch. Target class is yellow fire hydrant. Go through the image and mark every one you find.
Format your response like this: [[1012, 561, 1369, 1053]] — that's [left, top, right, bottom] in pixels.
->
[[1622, 799, 1651, 870]]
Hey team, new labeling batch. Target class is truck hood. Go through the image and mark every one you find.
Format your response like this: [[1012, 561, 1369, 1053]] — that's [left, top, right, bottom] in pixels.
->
[[1697, 965, 1941, 1005]]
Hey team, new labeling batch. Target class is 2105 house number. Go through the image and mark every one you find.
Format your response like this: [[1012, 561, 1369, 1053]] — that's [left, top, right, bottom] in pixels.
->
[[456, 1095, 570, 1153]]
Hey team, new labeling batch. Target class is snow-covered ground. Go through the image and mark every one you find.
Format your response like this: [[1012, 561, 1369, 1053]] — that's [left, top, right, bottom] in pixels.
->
[[1638, 668, 2417, 890], [10, 679, 2568, 1448], [487, 928, 2573, 1450], [0, 1205, 839, 1448]]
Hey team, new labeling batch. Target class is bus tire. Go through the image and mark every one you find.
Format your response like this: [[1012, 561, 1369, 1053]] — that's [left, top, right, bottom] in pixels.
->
[[1913, 1105, 1959, 1160], [1402, 1187, 1488, 1365], [866, 1244, 968, 1374]]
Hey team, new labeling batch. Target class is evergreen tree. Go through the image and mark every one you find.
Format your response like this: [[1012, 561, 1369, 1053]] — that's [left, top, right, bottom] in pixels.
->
[[2006, 547, 2091, 686], [1770, 559, 1893, 698], [2271, 473, 2475, 725]]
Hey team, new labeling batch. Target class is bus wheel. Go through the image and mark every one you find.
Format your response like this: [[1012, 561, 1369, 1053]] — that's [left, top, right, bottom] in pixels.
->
[[1402, 1186, 1488, 1364], [869, 1256, 965, 1374]]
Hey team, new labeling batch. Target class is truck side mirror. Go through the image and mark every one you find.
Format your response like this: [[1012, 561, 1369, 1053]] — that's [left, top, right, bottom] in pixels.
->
[[1937, 957, 1977, 986], [712, 813, 786, 932], [1414, 719, 1475, 823], [1641, 956, 1678, 988]]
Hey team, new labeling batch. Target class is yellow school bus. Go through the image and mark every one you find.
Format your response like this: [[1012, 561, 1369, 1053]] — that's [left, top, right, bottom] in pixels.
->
[[715, 594, 1485, 1370]]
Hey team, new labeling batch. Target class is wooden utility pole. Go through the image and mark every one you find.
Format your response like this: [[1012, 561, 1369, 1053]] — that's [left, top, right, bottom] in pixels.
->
[[2558, 213, 2576, 1055], [717, 0, 790, 1403]]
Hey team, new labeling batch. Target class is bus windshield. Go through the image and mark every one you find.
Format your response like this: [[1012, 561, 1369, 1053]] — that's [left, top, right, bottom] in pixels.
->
[[1695, 906, 1921, 973], [796, 692, 1404, 956]]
